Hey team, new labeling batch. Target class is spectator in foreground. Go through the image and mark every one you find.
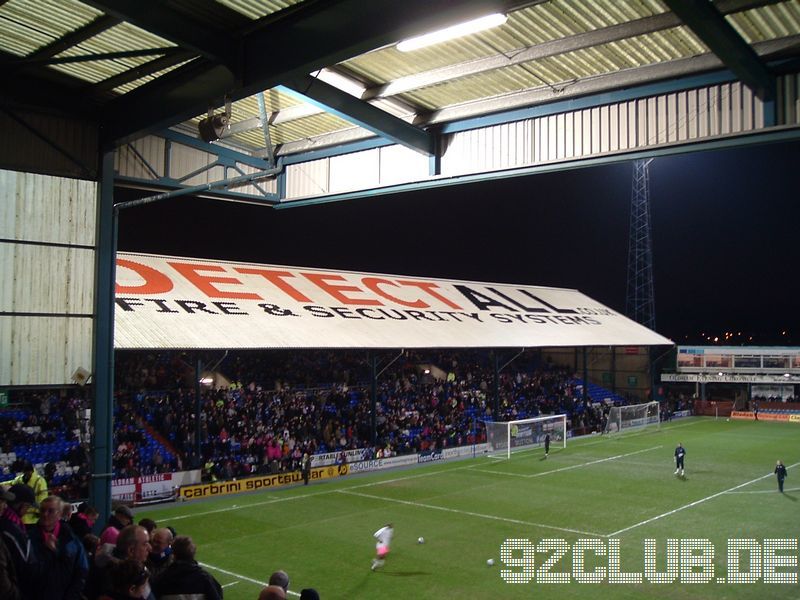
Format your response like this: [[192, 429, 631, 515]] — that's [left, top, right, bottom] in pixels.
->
[[69, 503, 100, 540], [88, 525, 153, 600], [0, 486, 22, 600], [1, 483, 40, 598], [28, 495, 88, 600], [100, 506, 135, 546], [258, 585, 286, 600], [268, 569, 289, 592], [138, 519, 157, 536], [10, 462, 48, 525], [102, 559, 150, 600], [151, 535, 222, 600], [145, 527, 174, 578]]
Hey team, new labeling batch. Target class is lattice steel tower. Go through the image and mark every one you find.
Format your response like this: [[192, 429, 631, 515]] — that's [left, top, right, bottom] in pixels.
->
[[626, 159, 656, 330]]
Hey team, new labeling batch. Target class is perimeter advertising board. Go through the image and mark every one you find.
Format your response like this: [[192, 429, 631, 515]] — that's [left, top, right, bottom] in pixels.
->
[[179, 464, 349, 499]]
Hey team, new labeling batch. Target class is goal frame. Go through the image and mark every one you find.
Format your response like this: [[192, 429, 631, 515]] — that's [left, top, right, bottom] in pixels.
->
[[484, 414, 567, 459], [604, 401, 660, 435]]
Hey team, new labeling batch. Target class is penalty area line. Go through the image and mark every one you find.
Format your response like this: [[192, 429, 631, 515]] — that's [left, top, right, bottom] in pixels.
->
[[606, 461, 800, 538], [469, 446, 662, 479], [337, 489, 603, 538]]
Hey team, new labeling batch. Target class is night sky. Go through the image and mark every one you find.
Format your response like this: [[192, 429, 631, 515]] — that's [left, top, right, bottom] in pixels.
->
[[116, 139, 800, 346]]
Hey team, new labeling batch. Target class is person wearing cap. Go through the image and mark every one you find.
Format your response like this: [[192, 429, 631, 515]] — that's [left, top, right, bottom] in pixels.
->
[[0, 486, 22, 600], [28, 495, 88, 600], [100, 505, 135, 546], [0, 483, 41, 598], [10, 461, 48, 525]]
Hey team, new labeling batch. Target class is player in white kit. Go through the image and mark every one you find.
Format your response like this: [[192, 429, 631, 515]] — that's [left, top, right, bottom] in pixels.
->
[[371, 523, 394, 571]]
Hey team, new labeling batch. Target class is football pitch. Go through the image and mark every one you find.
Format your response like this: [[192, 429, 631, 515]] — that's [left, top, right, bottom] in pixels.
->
[[142, 417, 798, 599]]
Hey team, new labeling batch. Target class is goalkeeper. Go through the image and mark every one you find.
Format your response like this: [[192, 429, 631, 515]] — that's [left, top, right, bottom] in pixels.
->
[[674, 443, 686, 476]]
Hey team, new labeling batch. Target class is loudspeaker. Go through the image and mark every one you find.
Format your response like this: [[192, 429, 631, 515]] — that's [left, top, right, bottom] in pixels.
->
[[197, 114, 229, 142]]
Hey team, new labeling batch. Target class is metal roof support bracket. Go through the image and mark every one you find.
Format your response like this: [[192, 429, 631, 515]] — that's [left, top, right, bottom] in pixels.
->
[[280, 76, 435, 156], [663, 0, 776, 101]]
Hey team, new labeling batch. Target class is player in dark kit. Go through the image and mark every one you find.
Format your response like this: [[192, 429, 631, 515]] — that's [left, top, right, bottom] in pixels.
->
[[775, 460, 787, 492], [544, 434, 550, 458], [674, 443, 685, 476]]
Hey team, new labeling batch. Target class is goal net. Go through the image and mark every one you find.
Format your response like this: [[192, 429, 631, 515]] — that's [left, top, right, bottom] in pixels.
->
[[604, 401, 660, 434], [484, 414, 567, 459]]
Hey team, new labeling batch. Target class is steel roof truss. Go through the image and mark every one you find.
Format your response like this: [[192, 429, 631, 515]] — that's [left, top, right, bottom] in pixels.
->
[[280, 75, 434, 155], [662, 0, 776, 100]]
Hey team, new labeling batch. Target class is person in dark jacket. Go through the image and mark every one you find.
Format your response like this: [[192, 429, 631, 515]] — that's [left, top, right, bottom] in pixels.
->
[[145, 527, 174, 578], [101, 559, 151, 600], [0, 486, 22, 600], [0, 483, 41, 598], [27, 495, 88, 600], [151, 535, 222, 600], [775, 459, 788, 492]]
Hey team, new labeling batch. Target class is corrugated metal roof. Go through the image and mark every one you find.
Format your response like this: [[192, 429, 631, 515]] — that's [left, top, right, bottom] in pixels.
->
[[1, 0, 798, 157], [51, 22, 177, 84], [217, 0, 303, 21], [727, 2, 800, 41], [0, 0, 101, 56]]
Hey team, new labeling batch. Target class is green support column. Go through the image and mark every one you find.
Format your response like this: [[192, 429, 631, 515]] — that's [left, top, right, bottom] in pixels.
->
[[90, 150, 117, 525]]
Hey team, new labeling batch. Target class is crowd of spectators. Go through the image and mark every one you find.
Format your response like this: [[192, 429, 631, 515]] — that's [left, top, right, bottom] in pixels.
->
[[3, 349, 628, 498], [0, 481, 317, 599], [114, 349, 609, 482]]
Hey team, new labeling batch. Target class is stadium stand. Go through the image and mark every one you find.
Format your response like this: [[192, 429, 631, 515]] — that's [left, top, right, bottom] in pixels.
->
[[2, 349, 639, 499]]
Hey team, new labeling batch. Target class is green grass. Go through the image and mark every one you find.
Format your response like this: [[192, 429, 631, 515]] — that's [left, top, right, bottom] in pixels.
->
[[141, 417, 799, 599]]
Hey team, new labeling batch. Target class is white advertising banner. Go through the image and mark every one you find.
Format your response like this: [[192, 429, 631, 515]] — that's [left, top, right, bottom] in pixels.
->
[[310, 448, 366, 467], [111, 470, 200, 503], [114, 253, 672, 349], [348, 454, 419, 473]]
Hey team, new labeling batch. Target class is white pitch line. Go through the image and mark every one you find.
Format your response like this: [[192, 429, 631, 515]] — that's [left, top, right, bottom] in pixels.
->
[[726, 487, 800, 494], [606, 461, 800, 538], [167, 465, 477, 521], [166, 489, 333, 521], [469, 446, 662, 479], [573, 418, 704, 449], [338, 489, 603, 538], [221, 581, 239, 588], [199, 562, 300, 597]]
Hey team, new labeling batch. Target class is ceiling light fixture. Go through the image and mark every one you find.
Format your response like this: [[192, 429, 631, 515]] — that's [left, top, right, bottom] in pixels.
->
[[397, 13, 507, 52]]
